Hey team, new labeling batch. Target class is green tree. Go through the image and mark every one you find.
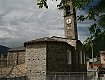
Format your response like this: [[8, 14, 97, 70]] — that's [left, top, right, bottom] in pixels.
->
[[37, 0, 105, 58], [82, 0, 105, 58]]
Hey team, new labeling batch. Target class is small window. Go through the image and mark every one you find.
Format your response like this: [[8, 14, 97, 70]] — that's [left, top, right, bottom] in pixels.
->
[[67, 50, 72, 64], [84, 53, 86, 64], [80, 51, 83, 64]]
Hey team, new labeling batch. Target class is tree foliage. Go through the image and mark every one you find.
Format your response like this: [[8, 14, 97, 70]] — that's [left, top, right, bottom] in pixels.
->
[[37, 0, 105, 58], [82, 0, 105, 58]]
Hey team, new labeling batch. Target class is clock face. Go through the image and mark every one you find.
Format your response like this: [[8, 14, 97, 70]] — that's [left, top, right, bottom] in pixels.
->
[[66, 18, 72, 24]]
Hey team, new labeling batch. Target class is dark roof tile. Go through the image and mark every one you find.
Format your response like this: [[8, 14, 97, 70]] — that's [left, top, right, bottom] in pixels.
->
[[8, 46, 25, 52]]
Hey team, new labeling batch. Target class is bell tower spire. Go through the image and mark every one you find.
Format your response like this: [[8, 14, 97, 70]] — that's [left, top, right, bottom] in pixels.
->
[[64, 0, 78, 39]]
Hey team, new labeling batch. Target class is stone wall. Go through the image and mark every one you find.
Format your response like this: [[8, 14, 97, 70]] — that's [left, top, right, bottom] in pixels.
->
[[0, 63, 26, 78], [0, 36, 87, 80], [0, 54, 7, 68], [25, 41, 81, 80], [7, 50, 25, 67], [24, 37, 87, 80], [7, 52, 17, 66], [18, 51, 26, 64], [0, 76, 27, 80], [25, 42, 46, 80], [47, 42, 76, 72]]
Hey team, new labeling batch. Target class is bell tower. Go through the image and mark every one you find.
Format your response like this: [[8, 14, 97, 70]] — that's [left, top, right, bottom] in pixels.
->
[[64, 0, 78, 39]]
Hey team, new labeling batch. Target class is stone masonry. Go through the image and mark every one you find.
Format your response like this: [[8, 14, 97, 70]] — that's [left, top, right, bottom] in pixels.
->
[[24, 36, 87, 80], [25, 43, 46, 80], [0, 63, 26, 78], [0, 36, 87, 80], [0, 54, 7, 68], [7, 47, 25, 66]]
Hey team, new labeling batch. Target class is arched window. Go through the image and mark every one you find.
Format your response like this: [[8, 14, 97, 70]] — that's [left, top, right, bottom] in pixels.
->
[[67, 50, 72, 64], [80, 51, 83, 64], [84, 53, 86, 64], [66, 6, 71, 16]]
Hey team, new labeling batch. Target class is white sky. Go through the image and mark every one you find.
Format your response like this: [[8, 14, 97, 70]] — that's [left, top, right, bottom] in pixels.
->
[[0, 0, 90, 48]]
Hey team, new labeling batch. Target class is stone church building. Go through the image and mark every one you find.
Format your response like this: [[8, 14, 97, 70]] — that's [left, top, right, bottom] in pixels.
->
[[24, 36, 86, 80], [0, 0, 87, 80]]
